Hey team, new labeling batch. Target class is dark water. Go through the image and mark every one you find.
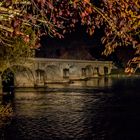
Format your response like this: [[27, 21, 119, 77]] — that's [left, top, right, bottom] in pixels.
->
[[1, 77, 140, 140]]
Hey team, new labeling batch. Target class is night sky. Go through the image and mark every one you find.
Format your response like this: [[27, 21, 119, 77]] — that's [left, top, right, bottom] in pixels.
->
[[36, 25, 105, 60]]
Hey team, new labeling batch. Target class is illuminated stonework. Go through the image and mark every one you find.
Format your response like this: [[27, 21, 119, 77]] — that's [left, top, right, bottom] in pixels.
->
[[1, 58, 114, 88]]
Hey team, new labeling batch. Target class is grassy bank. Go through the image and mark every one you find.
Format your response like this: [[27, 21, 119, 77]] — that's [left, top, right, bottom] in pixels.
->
[[0, 103, 13, 128]]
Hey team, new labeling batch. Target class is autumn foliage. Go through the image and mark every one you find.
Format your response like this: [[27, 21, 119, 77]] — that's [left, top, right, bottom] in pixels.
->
[[101, 0, 140, 55], [0, 0, 140, 59]]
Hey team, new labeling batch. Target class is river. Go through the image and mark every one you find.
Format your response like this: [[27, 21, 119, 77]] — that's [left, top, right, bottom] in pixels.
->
[[1, 77, 140, 140]]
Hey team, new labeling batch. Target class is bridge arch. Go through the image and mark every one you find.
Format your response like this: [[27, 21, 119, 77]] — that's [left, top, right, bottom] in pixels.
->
[[1, 68, 14, 95], [45, 65, 62, 81], [68, 64, 81, 78], [8, 65, 35, 87]]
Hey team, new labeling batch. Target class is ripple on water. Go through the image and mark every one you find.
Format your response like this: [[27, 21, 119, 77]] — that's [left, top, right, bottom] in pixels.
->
[[2, 77, 140, 140]]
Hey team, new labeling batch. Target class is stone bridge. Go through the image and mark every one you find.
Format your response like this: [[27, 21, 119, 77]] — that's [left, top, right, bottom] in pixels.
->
[[1, 58, 114, 88]]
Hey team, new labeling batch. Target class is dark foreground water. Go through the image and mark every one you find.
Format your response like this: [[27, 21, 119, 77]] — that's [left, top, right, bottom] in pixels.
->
[[1, 77, 140, 140]]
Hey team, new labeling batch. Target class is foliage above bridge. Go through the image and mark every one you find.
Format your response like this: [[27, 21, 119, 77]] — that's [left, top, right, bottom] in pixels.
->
[[0, 0, 140, 73]]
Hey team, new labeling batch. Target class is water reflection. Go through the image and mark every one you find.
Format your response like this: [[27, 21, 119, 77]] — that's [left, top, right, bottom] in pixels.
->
[[1, 77, 140, 140], [7, 91, 108, 140], [85, 77, 112, 87], [48, 77, 113, 89]]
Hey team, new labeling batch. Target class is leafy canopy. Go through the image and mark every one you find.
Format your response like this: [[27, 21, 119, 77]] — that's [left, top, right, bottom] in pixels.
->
[[0, 0, 140, 63]]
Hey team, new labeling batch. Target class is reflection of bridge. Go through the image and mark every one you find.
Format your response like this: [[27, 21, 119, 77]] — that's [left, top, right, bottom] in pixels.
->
[[1, 58, 114, 88]]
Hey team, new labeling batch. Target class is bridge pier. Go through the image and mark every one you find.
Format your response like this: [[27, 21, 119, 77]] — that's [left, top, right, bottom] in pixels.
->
[[107, 68, 112, 75], [98, 67, 105, 76], [93, 67, 99, 77], [85, 66, 93, 78]]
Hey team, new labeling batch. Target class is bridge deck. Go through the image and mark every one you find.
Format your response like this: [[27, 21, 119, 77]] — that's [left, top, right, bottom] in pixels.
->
[[29, 58, 113, 64]]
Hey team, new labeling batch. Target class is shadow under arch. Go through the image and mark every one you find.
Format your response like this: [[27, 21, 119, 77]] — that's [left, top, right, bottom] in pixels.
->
[[1, 68, 14, 96]]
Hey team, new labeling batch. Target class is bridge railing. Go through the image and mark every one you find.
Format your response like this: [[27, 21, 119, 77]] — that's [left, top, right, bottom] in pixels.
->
[[28, 57, 113, 65]]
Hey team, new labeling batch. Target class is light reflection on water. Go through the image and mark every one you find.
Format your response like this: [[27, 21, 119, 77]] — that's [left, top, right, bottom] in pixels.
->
[[1, 77, 140, 140]]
